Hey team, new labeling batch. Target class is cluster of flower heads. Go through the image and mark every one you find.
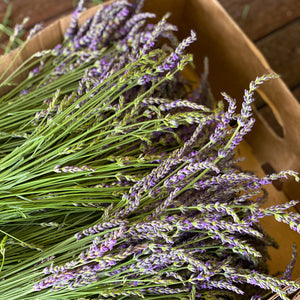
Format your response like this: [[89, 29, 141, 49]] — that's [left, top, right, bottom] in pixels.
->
[[31, 0, 196, 124], [9, 0, 299, 299], [33, 72, 300, 299]]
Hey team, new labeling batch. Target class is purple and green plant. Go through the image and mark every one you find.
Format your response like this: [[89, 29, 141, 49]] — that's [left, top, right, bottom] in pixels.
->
[[0, 0, 298, 299]]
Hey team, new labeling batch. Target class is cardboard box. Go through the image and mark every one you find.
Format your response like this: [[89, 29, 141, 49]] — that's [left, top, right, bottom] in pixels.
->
[[0, 0, 299, 293]]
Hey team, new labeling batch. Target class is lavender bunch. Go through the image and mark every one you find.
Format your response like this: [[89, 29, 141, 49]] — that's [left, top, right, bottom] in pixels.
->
[[0, 1, 298, 300], [30, 74, 300, 300]]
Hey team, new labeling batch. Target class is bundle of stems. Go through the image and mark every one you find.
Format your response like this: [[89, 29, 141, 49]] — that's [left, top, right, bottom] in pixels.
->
[[0, 1, 299, 299]]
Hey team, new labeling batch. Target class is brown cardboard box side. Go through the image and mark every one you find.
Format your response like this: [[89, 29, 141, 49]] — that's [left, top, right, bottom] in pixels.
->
[[0, 0, 299, 280]]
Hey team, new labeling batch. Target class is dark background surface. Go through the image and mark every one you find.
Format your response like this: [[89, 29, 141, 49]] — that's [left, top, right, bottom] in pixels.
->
[[218, 0, 300, 103]]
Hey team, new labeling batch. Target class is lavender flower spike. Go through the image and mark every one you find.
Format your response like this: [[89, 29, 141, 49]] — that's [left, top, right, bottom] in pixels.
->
[[53, 165, 95, 173], [64, 0, 86, 40]]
